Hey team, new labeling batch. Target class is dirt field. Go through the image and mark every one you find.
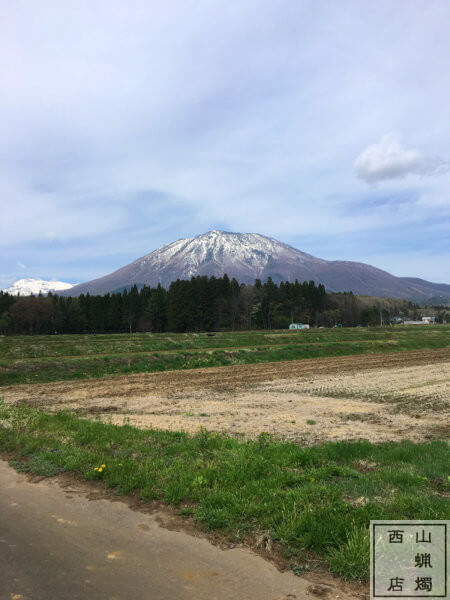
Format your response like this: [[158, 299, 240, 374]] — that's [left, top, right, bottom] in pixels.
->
[[2, 348, 449, 444]]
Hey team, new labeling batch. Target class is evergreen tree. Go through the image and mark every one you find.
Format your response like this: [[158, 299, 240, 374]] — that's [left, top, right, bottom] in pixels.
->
[[149, 284, 168, 332]]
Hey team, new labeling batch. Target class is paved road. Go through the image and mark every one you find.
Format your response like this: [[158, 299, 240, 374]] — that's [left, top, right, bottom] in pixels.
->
[[0, 460, 352, 600]]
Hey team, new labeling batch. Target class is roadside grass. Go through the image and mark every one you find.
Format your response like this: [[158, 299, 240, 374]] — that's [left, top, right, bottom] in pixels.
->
[[0, 325, 449, 386], [1, 400, 448, 581]]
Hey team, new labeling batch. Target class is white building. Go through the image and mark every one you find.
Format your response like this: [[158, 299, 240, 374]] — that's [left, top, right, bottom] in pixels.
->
[[289, 323, 310, 330]]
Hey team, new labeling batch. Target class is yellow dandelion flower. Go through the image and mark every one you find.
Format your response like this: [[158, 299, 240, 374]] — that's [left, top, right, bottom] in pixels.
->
[[98, 468, 103, 473], [101, 464, 106, 468], [94, 467, 99, 471]]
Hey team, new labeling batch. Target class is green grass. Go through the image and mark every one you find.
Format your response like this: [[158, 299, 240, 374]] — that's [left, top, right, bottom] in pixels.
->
[[0, 325, 449, 386], [1, 400, 448, 581]]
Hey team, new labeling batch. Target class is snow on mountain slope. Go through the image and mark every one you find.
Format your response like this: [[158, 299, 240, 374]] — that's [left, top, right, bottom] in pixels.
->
[[63, 230, 450, 301], [65, 231, 325, 296], [2, 278, 75, 296], [138, 231, 324, 280]]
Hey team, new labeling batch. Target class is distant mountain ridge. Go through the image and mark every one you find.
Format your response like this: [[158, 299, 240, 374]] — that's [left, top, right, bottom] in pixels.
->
[[2, 278, 75, 296], [62, 231, 450, 301]]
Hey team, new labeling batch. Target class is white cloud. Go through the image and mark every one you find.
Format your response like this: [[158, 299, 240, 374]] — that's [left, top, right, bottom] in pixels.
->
[[0, 2, 449, 284], [355, 133, 449, 183]]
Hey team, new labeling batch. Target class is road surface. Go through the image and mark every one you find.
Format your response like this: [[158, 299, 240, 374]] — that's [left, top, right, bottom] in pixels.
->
[[0, 459, 357, 600]]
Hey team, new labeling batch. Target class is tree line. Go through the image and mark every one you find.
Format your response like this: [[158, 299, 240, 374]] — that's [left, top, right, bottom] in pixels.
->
[[0, 274, 443, 335]]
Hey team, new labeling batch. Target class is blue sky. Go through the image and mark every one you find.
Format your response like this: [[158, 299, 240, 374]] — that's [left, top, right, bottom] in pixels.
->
[[1, 0, 449, 288]]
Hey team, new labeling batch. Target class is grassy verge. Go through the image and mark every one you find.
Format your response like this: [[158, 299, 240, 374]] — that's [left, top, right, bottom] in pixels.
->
[[1, 400, 448, 581], [1, 325, 449, 386]]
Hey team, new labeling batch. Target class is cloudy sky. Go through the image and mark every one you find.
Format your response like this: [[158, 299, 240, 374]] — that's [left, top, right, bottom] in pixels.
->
[[1, 0, 449, 288]]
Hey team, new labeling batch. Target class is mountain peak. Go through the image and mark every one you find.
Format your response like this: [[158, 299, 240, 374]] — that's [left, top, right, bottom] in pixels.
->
[[2, 278, 75, 296], [62, 231, 450, 301]]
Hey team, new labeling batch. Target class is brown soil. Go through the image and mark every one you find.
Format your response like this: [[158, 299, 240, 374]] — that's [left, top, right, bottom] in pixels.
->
[[2, 348, 449, 443]]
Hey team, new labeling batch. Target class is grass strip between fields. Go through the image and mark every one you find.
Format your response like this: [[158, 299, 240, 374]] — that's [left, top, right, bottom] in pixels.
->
[[1, 399, 448, 581], [1, 327, 449, 386]]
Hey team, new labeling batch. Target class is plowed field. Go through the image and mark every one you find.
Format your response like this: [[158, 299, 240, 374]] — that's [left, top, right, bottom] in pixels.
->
[[3, 347, 449, 444]]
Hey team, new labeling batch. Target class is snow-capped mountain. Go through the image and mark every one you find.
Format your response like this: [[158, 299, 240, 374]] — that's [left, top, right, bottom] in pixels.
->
[[2, 278, 75, 296], [63, 231, 450, 301]]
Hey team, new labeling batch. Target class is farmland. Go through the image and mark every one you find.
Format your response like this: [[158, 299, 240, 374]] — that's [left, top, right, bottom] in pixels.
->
[[0, 324, 449, 386], [3, 348, 450, 444], [1, 325, 449, 584]]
